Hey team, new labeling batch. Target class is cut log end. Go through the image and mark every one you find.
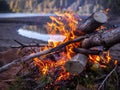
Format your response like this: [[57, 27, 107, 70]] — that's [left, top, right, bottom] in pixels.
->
[[78, 11, 108, 33], [64, 54, 88, 74], [94, 12, 108, 23]]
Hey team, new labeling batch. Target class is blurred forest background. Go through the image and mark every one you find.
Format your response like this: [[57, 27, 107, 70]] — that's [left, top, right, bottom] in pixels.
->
[[0, 0, 120, 15]]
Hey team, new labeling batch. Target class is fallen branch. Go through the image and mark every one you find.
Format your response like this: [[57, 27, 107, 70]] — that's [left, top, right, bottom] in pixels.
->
[[11, 40, 49, 48], [0, 35, 88, 73], [98, 65, 117, 90]]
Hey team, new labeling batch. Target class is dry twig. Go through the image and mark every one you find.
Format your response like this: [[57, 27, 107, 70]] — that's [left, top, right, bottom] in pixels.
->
[[98, 64, 118, 90], [12, 40, 49, 48]]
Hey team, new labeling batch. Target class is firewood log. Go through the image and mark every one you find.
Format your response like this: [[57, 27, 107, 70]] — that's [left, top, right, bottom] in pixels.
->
[[78, 11, 108, 33], [82, 27, 120, 49], [64, 54, 88, 74]]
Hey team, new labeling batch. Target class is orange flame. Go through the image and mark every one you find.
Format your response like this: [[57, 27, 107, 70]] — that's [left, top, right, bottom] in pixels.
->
[[114, 60, 118, 65], [89, 51, 112, 68], [47, 12, 80, 59], [104, 8, 110, 14], [33, 12, 81, 82]]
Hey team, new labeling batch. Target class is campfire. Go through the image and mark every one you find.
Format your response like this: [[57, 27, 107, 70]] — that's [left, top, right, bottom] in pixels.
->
[[31, 11, 118, 89], [33, 11, 109, 78], [0, 10, 119, 90]]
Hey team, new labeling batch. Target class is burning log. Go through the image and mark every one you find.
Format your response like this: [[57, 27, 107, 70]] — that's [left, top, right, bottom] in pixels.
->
[[82, 27, 120, 49], [64, 54, 88, 74], [78, 11, 108, 33]]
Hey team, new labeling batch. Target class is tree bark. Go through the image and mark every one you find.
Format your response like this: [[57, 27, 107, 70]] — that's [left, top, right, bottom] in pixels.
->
[[77, 11, 108, 33], [82, 27, 120, 49], [64, 54, 88, 74]]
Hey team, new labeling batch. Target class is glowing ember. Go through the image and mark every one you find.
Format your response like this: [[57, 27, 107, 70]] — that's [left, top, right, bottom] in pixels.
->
[[104, 8, 110, 14], [114, 60, 118, 65], [89, 51, 111, 68], [96, 25, 106, 30]]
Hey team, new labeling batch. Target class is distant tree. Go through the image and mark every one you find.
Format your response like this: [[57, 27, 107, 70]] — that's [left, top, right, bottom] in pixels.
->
[[0, 0, 12, 13]]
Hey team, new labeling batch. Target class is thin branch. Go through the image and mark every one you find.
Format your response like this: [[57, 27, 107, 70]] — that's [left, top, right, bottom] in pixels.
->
[[98, 65, 118, 90], [14, 40, 25, 46], [114, 70, 119, 90], [11, 44, 50, 48], [13, 40, 49, 48], [0, 35, 89, 73]]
